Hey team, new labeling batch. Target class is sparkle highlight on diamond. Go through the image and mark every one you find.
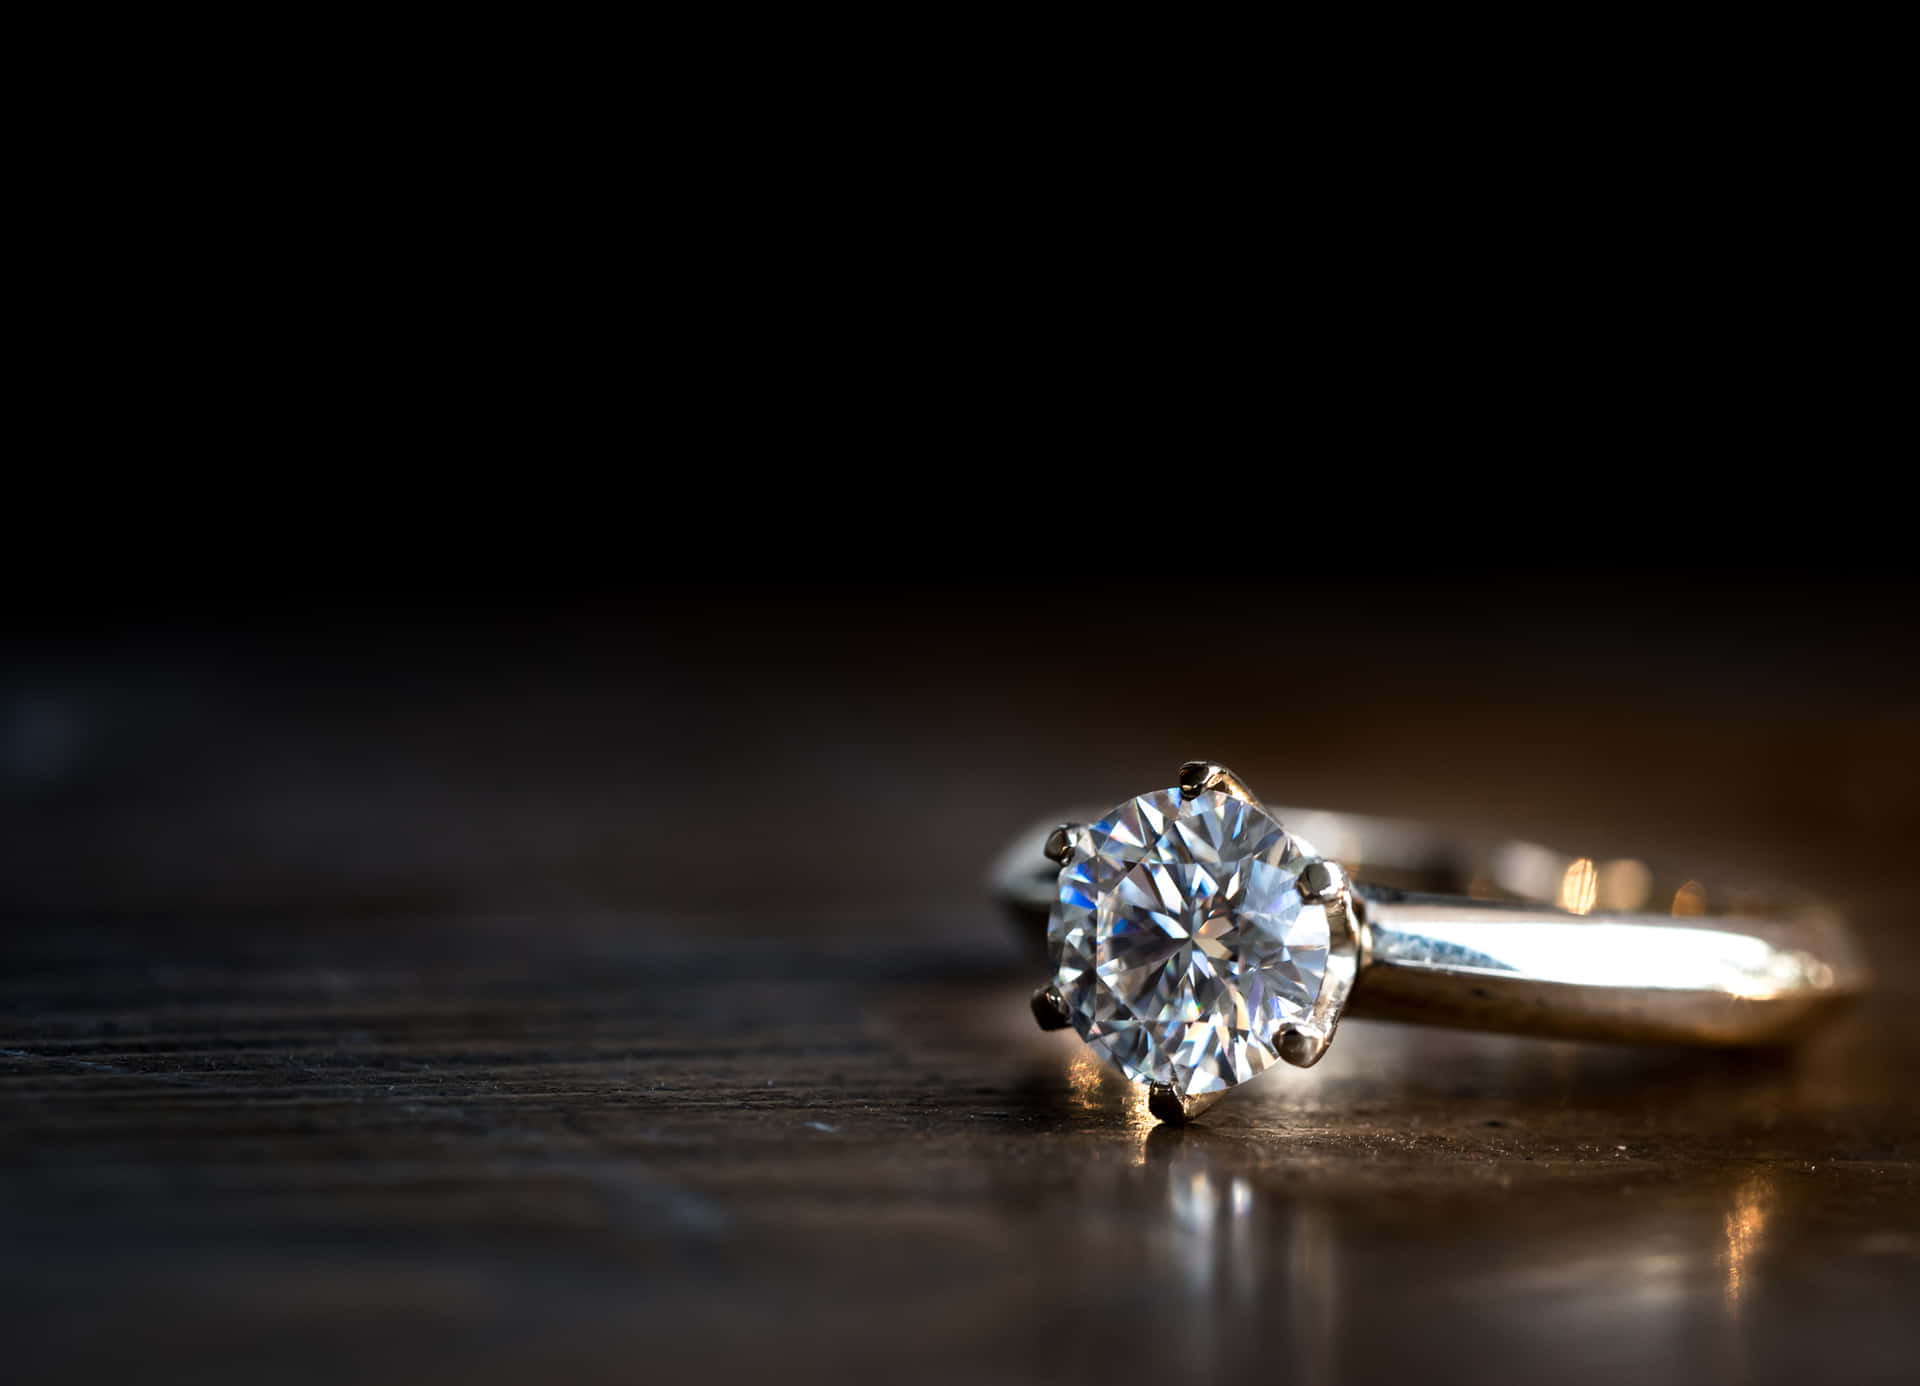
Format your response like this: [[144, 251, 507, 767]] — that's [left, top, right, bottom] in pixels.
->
[[1047, 787, 1331, 1098]]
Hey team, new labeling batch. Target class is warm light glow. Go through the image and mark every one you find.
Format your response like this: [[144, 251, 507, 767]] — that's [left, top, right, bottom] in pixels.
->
[[1067, 1053, 1155, 1143], [1598, 858, 1652, 911], [1559, 858, 1598, 914], [1066, 1053, 1102, 1110], [1674, 881, 1708, 916], [1124, 1083, 1154, 1139], [1722, 1171, 1774, 1316]]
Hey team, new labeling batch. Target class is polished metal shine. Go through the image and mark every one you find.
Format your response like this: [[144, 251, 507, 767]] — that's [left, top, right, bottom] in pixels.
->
[[1000, 762, 1865, 1123]]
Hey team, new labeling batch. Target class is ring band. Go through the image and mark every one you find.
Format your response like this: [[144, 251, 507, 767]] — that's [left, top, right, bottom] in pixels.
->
[[992, 761, 1865, 1123]]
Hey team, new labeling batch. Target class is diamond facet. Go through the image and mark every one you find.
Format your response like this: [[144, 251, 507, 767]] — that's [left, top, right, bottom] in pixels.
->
[[1046, 787, 1331, 1098]]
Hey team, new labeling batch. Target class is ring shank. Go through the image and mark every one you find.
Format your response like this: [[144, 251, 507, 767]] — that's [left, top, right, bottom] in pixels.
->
[[992, 806, 1863, 1048], [1350, 890, 1860, 1045]]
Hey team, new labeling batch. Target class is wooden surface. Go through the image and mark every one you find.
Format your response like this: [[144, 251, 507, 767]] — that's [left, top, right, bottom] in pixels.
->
[[4, 584, 1918, 1385]]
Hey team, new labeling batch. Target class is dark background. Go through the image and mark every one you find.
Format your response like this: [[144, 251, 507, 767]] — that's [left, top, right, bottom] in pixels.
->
[[4, 573, 1917, 1385]]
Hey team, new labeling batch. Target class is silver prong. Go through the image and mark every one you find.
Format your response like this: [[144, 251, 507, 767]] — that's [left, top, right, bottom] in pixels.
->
[[1147, 1085, 1227, 1124], [1296, 859, 1349, 904], [1031, 986, 1071, 1031], [1177, 761, 1255, 803], [1279, 1023, 1329, 1068], [1043, 823, 1085, 865]]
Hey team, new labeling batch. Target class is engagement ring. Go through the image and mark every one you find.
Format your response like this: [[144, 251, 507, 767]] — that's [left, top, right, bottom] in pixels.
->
[[993, 762, 1864, 1123]]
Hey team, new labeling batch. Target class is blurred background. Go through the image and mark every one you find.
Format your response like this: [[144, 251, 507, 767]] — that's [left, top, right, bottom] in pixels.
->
[[4, 573, 1918, 1384]]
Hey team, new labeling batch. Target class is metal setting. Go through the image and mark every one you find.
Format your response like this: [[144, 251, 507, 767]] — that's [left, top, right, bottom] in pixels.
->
[[1003, 762, 1866, 1124], [1148, 1084, 1227, 1125], [1278, 1023, 1329, 1069], [1296, 859, 1348, 904], [1042, 824, 1084, 866], [1030, 986, 1071, 1032]]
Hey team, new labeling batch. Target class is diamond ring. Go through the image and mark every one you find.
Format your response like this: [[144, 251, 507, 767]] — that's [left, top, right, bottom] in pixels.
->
[[994, 761, 1865, 1124]]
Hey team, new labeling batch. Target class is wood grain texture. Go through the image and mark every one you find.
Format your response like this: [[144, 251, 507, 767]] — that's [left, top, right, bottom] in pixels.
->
[[4, 584, 1918, 1385]]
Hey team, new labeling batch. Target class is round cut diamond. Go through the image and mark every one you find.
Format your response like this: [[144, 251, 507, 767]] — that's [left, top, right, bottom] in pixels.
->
[[1047, 787, 1331, 1097]]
